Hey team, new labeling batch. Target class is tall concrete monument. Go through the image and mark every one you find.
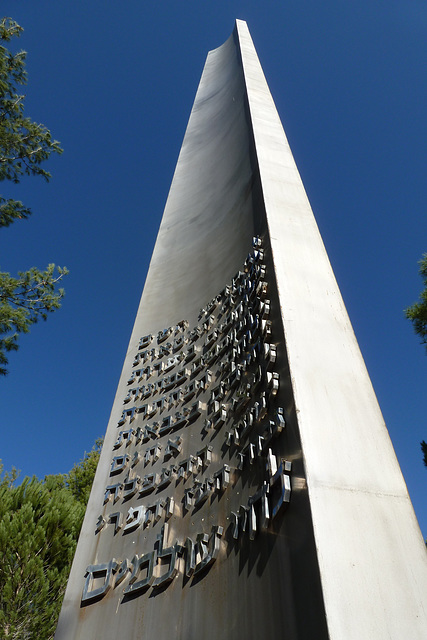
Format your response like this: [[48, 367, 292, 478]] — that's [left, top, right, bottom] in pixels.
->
[[55, 20, 427, 640]]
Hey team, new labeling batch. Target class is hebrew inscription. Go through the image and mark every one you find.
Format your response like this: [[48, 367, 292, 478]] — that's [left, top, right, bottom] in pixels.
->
[[82, 237, 292, 605]]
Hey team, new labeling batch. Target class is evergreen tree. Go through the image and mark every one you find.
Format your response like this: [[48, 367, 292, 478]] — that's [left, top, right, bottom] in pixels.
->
[[405, 254, 427, 470], [0, 441, 101, 640], [0, 17, 67, 375], [405, 254, 427, 351], [421, 441, 427, 469]]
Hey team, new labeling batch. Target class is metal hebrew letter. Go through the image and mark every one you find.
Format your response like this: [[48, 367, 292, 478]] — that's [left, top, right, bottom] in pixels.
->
[[123, 506, 146, 533], [113, 559, 132, 589], [157, 466, 176, 489], [157, 327, 173, 344], [270, 460, 291, 519], [194, 478, 214, 507], [139, 473, 158, 496], [248, 482, 270, 536], [214, 465, 231, 491], [231, 512, 240, 540], [117, 407, 136, 426], [123, 551, 156, 595], [164, 435, 182, 459], [113, 429, 133, 449], [110, 455, 129, 476], [95, 515, 106, 534], [104, 483, 122, 504], [194, 526, 224, 574], [108, 512, 123, 535], [183, 487, 195, 510], [122, 475, 141, 500], [153, 524, 179, 587], [138, 334, 153, 349], [184, 537, 195, 577], [82, 559, 118, 604]]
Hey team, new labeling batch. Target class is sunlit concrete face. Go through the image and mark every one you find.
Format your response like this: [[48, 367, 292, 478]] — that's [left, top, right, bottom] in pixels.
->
[[55, 20, 427, 640]]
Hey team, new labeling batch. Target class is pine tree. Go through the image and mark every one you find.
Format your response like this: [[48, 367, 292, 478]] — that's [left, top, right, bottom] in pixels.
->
[[405, 255, 427, 470], [405, 254, 427, 350], [0, 17, 67, 375], [0, 441, 101, 640]]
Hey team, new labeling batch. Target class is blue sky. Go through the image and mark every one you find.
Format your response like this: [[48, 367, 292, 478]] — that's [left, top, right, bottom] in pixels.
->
[[1, 1, 426, 537]]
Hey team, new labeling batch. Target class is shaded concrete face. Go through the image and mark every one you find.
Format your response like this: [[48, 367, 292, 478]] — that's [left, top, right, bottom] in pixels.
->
[[55, 20, 427, 640]]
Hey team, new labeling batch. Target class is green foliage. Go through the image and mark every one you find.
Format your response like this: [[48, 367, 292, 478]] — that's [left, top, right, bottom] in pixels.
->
[[0, 264, 68, 375], [421, 441, 427, 469], [0, 17, 62, 227], [405, 254, 427, 350], [0, 441, 102, 640], [66, 438, 104, 506], [405, 255, 427, 469], [0, 17, 67, 375], [0, 478, 82, 640]]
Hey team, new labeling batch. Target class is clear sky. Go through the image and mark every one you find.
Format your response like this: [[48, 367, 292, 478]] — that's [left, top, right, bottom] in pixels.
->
[[1, 2, 426, 537]]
